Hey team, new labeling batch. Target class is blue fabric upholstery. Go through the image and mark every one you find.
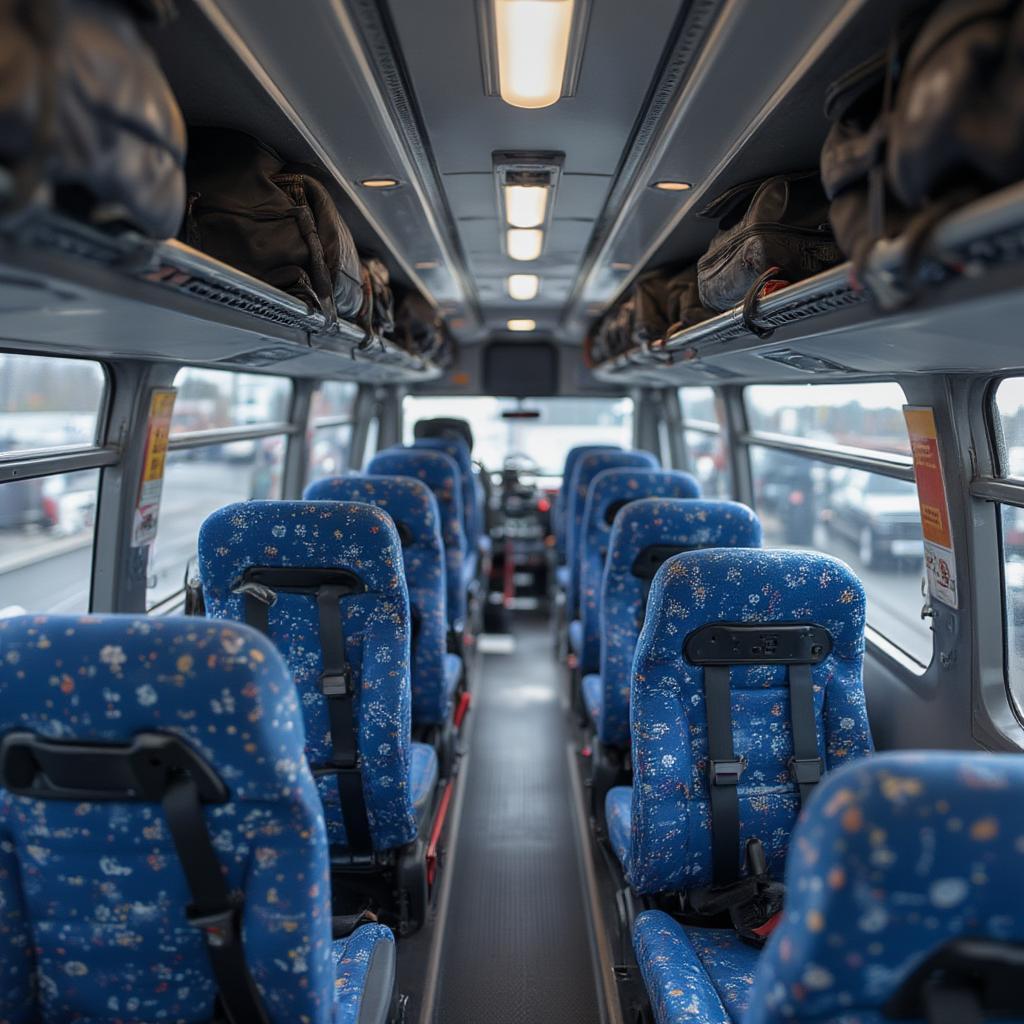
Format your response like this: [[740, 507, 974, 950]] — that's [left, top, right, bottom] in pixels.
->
[[554, 444, 620, 562], [582, 672, 602, 726], [566, 450, 659, 614], [413, 436, 480, 554], [367, 447, 467, 630], [634, 914, 758, 1024], [443, 652, 463, 705], [303, 475, 453, 726], [578, 470, 701, 675], [597, 499, 763, 747], [635, 751, 1024, 1023], [410, 742, 439, 813], [198, 499, 431, 852], [0, 613, 394, 1024], [621, 548, 873, 893], [606, 785, 633, 868], [556, 564, 571, 591], [568, 618, 583, 657]]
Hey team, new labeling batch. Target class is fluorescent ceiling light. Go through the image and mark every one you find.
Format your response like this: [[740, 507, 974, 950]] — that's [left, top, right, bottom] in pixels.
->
[[652, 180, 692, 191], [507, 228, 543, 261], [507, 273, 540, 300], [360, 177, 400, 188], [494, 0, 574, 109], [507, 318, 536, 331], [504, 184, 549, 228]]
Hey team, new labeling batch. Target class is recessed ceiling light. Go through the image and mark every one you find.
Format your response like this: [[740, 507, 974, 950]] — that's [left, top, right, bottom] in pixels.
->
[[507, 318, 536, 331], [360, 178, 401, 189], [507, 273, 540, 300], [652, 180, 692, 191], [504, 184, 549, 228], [493, 0, 575, 109], [507, 228, 543, 261], [610, 261, 632, 271], [414, 260, 439, 270]]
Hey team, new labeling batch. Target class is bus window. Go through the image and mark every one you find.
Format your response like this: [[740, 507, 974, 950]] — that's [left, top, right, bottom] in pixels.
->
[[402, 395, 633, 477], [678, 387, 730, 497], [0, 353, 106, 614], [745, 384, 930, 667], [146, 368, 291, 610], [308, 381, 358, 481]]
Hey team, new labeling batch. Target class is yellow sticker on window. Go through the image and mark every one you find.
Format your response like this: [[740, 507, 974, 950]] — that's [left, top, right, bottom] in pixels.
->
[[133, 388, 176, 547]]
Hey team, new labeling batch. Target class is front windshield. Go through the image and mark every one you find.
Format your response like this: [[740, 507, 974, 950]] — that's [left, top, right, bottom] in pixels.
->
[[403, 396, 634, 476]]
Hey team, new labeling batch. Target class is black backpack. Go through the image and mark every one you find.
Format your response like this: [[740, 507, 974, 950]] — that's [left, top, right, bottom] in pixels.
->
[[696, 173, 842, 314], [0, 0, 186, 237], [183, 128, 363, 323]]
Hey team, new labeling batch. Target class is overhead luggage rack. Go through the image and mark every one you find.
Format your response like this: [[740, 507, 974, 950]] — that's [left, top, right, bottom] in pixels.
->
[[0, 207, 443, 382], [590, 181, 1024, 387]]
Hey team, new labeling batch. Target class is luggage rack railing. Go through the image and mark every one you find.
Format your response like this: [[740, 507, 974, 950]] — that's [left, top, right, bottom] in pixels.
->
[[0, 205, 441, 380], [590, 180, 1024, 385]]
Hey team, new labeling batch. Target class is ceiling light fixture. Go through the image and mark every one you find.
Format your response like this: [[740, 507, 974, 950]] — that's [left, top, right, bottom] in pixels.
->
[[493, 0, 574, 109], [507, 318, 536, 331], [360, 178, 400, 189], [507, 228, 543, 261], [507, 273, 540, 300], [610, 261, 632, 271], [414, 260, 439, 270], [504, 184, 549, 228], [652, 180, 692, 192]]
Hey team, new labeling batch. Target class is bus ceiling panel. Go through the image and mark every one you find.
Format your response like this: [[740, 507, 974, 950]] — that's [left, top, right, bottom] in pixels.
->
[[150, 0, 476, 324], [570, 0, 894, 322], [0, 212, 442, 384], [590, 181, 1024, 387]]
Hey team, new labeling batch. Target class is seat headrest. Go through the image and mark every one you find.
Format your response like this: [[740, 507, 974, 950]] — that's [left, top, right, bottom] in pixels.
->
[[585, 468, 701, 531], [414, 416, 473, 451]]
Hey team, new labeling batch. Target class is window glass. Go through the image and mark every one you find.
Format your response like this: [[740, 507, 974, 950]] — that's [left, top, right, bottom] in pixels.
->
[[171, 368, 290, 434], [0, 469, 100, 614], [146, 436, 286, 608], [750, 446, 931, 664], [312, 381, 357, 423], [310, 423, 352, 481], [746, 383, 911, 456], [0, 353, 105, 456], [686, 430, 731, 498], [1001, 504, 1024, 715], [995, 378, 1024, 476], [679, 387, 720, 430], [402, 396, 633, 476]]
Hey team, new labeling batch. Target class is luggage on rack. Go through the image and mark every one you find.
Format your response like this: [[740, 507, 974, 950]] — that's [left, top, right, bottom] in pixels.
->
[[664, 266, 714, 335], [0, 0, 187, 238], [588, 295, 635, 366], [630, 271, 672, 347], [183, 128, 363, 322], [360, 256, 395, 338], [394, 291, 454, 365], [696, 173, 842, 313]]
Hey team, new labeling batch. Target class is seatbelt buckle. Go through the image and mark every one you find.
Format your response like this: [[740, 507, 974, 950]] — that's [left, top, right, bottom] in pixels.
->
[[710, 757, 745, 786], [187, 902, 239, 949], [789, 757, 823, 786], [320, 667, 353, 697]]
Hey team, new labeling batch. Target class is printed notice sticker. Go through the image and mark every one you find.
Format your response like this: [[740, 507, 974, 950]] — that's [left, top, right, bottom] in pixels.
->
[[132, 388, 177, 547], [903, 406, 957, 609]]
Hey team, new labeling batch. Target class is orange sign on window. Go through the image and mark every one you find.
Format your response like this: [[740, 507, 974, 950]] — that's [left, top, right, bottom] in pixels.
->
[[904, 406, 957, 608]]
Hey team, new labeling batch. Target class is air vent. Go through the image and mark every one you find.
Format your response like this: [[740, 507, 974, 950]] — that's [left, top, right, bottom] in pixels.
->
[[760, 349, 852, 373], [218, 345, 303, 368]]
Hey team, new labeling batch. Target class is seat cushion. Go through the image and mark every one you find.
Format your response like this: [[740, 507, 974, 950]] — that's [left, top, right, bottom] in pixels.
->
[[605, 785, 632, 870], [582, 673, 602, 727], [410, 741, 439, 829], [556, 564, 571, 590], [443, 652, 463, 706], [332, 923, 395, 1024], [634, 912, 759, 1024], [568, 618, 583, 656]]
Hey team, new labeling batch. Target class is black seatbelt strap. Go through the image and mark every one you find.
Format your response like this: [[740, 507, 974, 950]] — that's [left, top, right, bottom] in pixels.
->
[[236, 582, 275, 635], [316, 585, 373, 855], [162, 774, 270, 1024], [703, 664, 742, 885], [787, 663, 823, 805]]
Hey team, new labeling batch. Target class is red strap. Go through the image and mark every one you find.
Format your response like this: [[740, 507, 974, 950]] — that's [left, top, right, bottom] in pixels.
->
[[751, 911, 783, 939]]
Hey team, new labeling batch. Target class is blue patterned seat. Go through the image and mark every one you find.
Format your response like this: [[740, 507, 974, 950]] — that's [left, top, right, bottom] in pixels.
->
[[554, 444, 620, 566], [304, 475, 461, 727], [594, 499, 763, 748], [198, 500, 437, 854], [566, 449, 659, 625], [0, 613, 397, 1024], [634, 750, 1024, 1023], [412, 436, 480, 563], [577, 470, 701, 676], [608, 548, 873, 893], [367, 447, 467, 633]]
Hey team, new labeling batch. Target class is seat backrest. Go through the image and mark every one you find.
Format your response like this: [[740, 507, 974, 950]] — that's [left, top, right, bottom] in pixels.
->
[[748, 751, 1024, 1024], [597, 498, 763, 747], [567, 449, 659, 613], [413, 416, 474, 452], [412, 436, 479, 552], [303, 475, 451, 725], [555, 444, 620, 562], [198, 499, 418, 852], [578, 468, 701, 674], [367, 447, 467, 629], [0, 613, 340, 1024], [628, 547, 872, 894]]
